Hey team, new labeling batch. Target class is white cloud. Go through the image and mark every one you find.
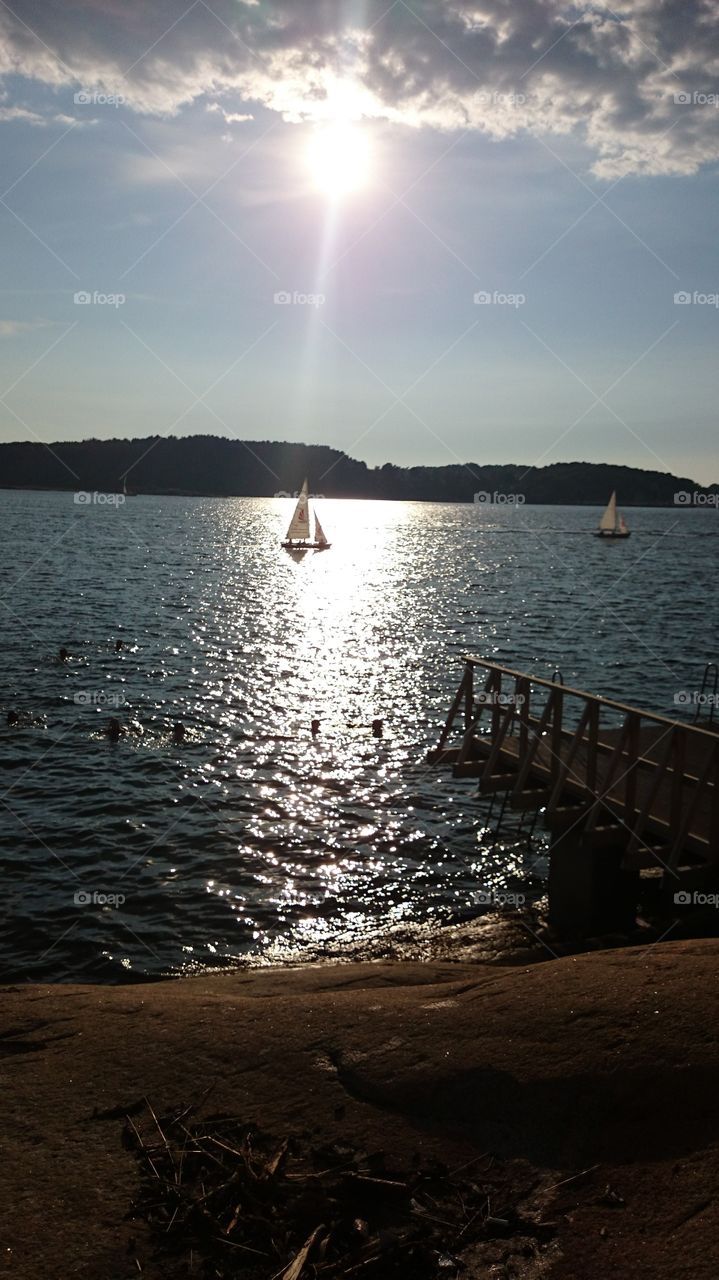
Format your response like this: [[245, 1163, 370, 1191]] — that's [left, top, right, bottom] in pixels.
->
[[0, 105, 76, 126], [0, 319, 52, 336], [0, 1, 717, 175], [206, 103, 254, 125]]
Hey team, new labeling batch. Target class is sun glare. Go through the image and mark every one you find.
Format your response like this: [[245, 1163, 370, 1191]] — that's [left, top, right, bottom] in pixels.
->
[[306, 121, 372, 199]]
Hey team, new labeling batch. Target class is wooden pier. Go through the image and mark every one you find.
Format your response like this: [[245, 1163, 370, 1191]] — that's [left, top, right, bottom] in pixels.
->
[[429, 657, 719, 933]]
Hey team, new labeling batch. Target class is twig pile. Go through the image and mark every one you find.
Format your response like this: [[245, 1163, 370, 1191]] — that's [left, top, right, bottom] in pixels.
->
[[125, 1100, 551, 1278]]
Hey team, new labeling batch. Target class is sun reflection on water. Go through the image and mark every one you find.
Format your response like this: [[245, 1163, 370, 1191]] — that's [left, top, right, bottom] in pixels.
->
[[2, 492, 638, 980]]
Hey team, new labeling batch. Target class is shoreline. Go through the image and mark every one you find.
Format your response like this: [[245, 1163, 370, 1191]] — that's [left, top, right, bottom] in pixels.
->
[[7, 900, 717, 988], [1, 483, 717, 508]]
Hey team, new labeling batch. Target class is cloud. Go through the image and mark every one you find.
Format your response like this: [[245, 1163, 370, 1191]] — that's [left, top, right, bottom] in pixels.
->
[[0, 1, 718, 175], [0, 319, 52, 336], [206, 103, 254, 125], [0, 105, 76, 126]]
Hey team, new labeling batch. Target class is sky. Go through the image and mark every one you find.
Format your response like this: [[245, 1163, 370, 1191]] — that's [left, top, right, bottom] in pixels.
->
[[0, 0, 717, 483]]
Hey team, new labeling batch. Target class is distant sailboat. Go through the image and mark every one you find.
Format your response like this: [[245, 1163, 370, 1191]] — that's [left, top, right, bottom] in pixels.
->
[[281, 480, 331, 551], [595, 491, 630, 539]]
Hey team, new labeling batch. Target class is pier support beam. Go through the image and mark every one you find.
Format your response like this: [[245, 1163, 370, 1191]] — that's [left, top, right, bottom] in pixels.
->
[[548, 831, 640, 937]]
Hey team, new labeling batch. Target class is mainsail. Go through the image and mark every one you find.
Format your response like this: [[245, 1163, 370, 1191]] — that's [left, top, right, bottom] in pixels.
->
[[598, 491, 618, 532], [281, 479, 331, 549], [285, 480, 310, 541], [595, 491, 630, 537]]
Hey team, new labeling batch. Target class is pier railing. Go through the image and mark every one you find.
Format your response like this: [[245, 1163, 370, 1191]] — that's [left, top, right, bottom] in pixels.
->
[[429, 657, 719, 868]]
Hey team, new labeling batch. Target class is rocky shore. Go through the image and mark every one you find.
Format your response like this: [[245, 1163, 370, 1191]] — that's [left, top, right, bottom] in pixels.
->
[[3, 939, 719, 1278]]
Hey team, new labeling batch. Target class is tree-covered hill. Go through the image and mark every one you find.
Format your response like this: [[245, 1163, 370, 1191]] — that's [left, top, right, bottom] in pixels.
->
[[0, 435, 716, 506]]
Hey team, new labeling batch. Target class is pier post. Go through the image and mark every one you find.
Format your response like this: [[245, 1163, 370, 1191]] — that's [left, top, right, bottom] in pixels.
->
[[548, 830, 640, 937]]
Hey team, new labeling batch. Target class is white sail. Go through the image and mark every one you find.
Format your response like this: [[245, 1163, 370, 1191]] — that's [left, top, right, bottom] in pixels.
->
[[285, 479, 310, 541], [599, 491, 617, 532], [314, 513, 328, 545]]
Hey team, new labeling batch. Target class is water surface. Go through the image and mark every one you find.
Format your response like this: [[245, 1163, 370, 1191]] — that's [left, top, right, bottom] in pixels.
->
[[1, 491, 716, 981]]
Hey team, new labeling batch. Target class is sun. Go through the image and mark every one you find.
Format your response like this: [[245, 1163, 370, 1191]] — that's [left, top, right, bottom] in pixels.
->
[[306, 121, 372, 199]]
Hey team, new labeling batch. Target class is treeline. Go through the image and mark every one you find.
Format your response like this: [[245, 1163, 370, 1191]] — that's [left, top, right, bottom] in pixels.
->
[[0, 435, 716, 506]]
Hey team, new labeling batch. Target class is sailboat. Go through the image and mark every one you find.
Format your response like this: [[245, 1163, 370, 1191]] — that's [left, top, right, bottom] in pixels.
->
[[594, 491, 630, 539], [281, 480, 331, 551]]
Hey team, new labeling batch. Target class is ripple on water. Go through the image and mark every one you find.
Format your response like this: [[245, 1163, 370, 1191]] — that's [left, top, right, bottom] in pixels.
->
[[1, 492, 716, 980]]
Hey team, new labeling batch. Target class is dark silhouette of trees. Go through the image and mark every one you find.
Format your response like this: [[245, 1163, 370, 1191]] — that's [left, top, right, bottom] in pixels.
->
[[1, 435, 715, 506]]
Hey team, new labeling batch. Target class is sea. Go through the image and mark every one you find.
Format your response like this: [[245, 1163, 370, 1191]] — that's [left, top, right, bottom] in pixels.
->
[[1, 489, 717, 983]]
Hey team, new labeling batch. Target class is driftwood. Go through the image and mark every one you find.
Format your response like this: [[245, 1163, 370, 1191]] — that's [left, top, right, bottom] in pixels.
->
[[125, 1101, 556, 1278]]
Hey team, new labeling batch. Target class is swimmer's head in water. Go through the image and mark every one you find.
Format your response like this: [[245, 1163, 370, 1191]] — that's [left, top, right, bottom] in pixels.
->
[[7, 709, 19, 726]]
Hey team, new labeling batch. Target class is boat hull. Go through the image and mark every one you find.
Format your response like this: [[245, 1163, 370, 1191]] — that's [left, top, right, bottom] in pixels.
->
[[281, 540, 331, 550], [594, 531, 631, 538]]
